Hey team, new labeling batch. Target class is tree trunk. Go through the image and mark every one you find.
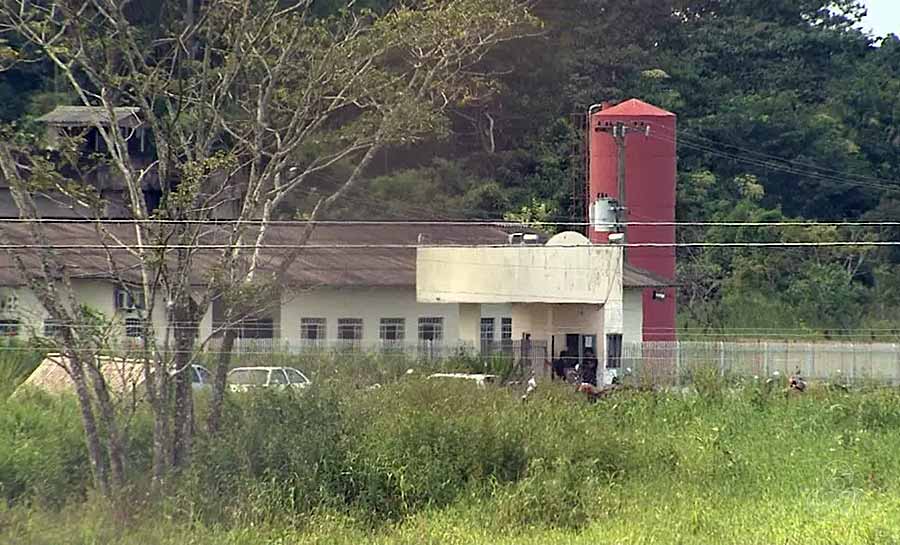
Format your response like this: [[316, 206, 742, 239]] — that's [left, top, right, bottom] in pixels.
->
[[67, 354, 110, 496], [150, 359, 171, 485], [171, 315, 197, 469], [84, 361, 127, 490], [207, 326, 237, 435]]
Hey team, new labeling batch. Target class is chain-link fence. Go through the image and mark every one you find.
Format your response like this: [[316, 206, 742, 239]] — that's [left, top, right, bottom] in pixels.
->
[[621, 341, 900, 386]]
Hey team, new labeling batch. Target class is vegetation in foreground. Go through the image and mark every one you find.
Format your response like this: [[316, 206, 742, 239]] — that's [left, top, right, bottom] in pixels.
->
[[4, 366, 900, 545]]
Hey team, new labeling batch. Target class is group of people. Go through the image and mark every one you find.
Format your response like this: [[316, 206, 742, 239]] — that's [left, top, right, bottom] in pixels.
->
[[550, 348, 599, 387]]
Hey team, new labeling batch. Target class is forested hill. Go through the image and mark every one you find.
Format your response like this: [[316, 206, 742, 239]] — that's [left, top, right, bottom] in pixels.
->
[[2, 0, 899, 335]]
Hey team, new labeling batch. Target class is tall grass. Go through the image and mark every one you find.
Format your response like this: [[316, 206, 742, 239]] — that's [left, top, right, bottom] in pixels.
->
[[5, 373, 900, 544]]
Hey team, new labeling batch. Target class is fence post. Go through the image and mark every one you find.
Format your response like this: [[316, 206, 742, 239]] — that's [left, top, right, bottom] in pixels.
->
[[895, 344, 900, 386], [763, 342, 769, 376], [719, 341, 725, 377], [675, 341, 682, 386], [808, 343, 814, 379]]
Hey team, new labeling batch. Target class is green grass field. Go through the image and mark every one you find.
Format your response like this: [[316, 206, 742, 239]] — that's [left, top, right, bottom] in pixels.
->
[[4, 372, 900, 544]]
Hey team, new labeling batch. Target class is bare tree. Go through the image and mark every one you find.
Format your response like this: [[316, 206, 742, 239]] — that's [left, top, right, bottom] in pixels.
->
[[0, 0, 536, 489]]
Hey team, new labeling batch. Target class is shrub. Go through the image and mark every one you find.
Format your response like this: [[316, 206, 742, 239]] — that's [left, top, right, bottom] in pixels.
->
[[183, 386, 347, 523], [0, 392, 91, 506], [343, 380, 528, 520]]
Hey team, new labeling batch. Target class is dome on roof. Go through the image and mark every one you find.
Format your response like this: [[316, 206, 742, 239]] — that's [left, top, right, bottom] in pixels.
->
[[546, 231, 590, 246]]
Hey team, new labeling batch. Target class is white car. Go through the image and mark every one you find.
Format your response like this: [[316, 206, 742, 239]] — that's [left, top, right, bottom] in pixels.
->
[[227, 366, 311, 392], [167, 364, 211, 390], [427, 373, 498, 388], [190, 365, 212, 390]]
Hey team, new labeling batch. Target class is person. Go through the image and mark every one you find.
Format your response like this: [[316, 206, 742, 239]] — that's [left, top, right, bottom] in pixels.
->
[[552, 349, 568, 381], [581, 348, 599, 387]]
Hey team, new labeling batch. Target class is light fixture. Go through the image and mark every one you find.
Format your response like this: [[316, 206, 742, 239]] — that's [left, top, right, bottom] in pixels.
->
[[652, 290, 666, 300]]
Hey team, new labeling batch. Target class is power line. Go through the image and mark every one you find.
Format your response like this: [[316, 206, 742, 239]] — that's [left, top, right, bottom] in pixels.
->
[[2, 241, 900, 250], [654, 124, 900, 188], [648, 131, 900, 195], [4, 217, 900, 227]]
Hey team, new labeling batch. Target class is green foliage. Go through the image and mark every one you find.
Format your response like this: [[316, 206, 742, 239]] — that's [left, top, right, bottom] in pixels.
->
[[0, 391, 91, 506], [10, 381, 900, 543], [0, 338, 43, 398]]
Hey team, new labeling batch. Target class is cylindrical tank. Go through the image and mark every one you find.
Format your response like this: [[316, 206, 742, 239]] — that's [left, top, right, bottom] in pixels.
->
[[588, 99, 676, 341]]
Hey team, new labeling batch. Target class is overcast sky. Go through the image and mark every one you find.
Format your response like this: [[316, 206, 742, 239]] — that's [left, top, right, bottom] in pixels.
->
[[861, 0, 900, 38]]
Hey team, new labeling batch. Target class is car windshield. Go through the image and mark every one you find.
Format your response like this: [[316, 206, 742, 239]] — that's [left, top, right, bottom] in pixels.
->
[[229, 369, 269, 385], [285, 368, 309, 384]]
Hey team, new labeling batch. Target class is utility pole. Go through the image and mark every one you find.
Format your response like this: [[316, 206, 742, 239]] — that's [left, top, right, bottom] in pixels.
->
[[594, 121, 651, 251]]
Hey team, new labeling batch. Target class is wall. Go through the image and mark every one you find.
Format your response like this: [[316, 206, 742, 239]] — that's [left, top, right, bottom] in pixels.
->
[[417, 245, 623, 304], [279, 287, 513, 347], [2, 279, 194, 343], [623, 288, 644, 346]]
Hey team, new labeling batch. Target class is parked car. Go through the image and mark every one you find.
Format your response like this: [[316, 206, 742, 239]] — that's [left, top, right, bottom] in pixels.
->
[[167, 364, 211, 390], [190, 365, 211, 390], [227, 366, 311, 392], [427, 373, 498, 388]]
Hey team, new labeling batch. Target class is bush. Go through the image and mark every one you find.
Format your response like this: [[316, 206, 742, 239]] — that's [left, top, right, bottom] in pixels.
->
[[489, 459, 604, 531], [343, 380, 528, 520], [0, 392, 91, 506], [183, 386, 347, 523]]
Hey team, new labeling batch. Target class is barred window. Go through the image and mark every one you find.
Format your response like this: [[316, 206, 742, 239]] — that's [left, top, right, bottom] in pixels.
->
[[337, 318, 363, 347], [417, 317, 443, 343], [43, 318, 64, 338], [480, 318, 495, 350], [501, 318, 512, 340], [300, 318, 326, 346], [0, 319, 20, 337], [379, 318, 405, 345]]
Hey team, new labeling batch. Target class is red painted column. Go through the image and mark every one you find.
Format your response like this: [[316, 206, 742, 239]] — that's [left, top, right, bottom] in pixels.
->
[[588, 99, 677, 341]]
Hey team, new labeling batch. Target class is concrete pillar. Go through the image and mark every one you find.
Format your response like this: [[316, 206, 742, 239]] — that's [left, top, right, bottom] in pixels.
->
[[458, 303, 481, 352]]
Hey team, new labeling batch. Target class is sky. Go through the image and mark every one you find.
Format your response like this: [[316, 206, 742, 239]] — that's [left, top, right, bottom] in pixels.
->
[[861, 0, 900, 38]]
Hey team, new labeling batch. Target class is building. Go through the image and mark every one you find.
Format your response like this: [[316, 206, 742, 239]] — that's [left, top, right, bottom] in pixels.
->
[[0, 223, 667, 371], [1, 101, 676, 375]]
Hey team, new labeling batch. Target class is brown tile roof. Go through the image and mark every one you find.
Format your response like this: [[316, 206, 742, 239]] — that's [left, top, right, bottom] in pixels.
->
[[0, 223, 669, 289]]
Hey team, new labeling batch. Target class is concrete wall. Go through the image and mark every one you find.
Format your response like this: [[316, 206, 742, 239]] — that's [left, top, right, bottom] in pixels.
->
[[417, 245, 623, 304]]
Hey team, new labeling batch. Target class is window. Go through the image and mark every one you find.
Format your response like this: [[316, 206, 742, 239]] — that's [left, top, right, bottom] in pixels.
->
[[229, 369, 268, 385], [285, 368, 310, 385], [269, 369, 289, 385], [240, 318, 274, 339], [300, 318, 326, 346], [193, 366, 210, 385], [124, 318, 145, 338], [606, 334, 623, 369], [43, 318, 64, 338], [114, 287, 144, 311], [418, 317, 443, 359], [337, 318, 363, 348], [0, 319, 20, 337], [418, 317, 443, 343], [500, 317, 513, 354], [379, 318, 405, 347], [480, 318, 495, 351], [501, 318, 512, 340]]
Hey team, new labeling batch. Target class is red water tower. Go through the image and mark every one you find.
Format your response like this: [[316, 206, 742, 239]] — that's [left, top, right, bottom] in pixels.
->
[[588, 99, 676, 341]]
